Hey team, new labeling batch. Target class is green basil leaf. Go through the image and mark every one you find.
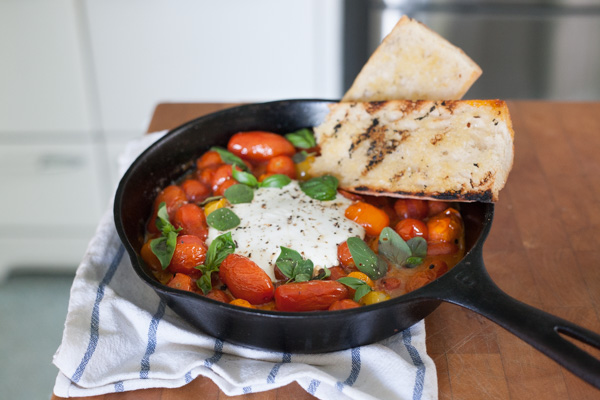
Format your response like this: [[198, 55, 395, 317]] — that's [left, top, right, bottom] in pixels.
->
[[231, 166, 258, 188], [155, 202, 171, 232], [206, 208, 240, 231], [407, 237, 427, 259], [210, 146, 248, 171], [346, 237, 388, 280], [205, 232, 236, 268], [224, 183, 254, 204], [198, 195, 223, 206], [285, 128, 316, 149], [299, 175, 339, 201], [276, 246, 315, 282], [294, 273, 311, 282], [405, 256, 424, 269], [292, 150, 308, 163], [337, 276, 373, 302], [196, 272, 213, 294], [294, 259, 314, 282], [150, 231, 177, 270], [313, 267, 331, 280], [378, 227, 411, 265], [259, 174, 292, 188]]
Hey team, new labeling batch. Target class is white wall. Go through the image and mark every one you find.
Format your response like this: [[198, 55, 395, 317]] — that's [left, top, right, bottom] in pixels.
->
[[0, 0, 344, 278]]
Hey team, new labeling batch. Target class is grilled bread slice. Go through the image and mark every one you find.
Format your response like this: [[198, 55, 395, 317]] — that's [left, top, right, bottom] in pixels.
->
[[342, 16, 482, 102], [308, 100, 514, 202]]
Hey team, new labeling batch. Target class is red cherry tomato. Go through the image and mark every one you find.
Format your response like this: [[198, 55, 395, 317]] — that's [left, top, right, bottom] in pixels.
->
[[180, 179, 211, 203], [167, 273, 194, 292], [337, 241, 357, 271], [266, 155, 296, 179], [426, 259, 449, 278], [274, 281, 349, 312], [227, 131, 295, 163], [196, 150, 223, 170], [427, 200, 452, 216], [327, 266, 348, 281], [205, 289, 232, 303], [148, 185, 187, 233], [219, 254, 275, 305], [211, 164, 233, 191], [214, 178, 237, 196], [168, 235, 207, 275], [393, 198, 428, 220], [172, 203, 208, 240], [405, 268, 437, 293], [394, 218, 429, 241]]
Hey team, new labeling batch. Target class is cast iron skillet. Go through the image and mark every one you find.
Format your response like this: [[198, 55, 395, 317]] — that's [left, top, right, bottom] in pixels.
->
[[114, 99, 600, 389]]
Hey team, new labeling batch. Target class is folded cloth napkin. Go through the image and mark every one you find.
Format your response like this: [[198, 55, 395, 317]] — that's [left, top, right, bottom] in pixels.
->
[[53, 131, 438, 400]]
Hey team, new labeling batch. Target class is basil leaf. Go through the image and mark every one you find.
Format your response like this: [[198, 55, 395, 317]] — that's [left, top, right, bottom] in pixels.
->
[[294, 259, 314, 282], [196, 271, 213, 294], [259, 174, 292, 189], [199, 195, 223, 206], [231, 166, 258, 188], [210, 146, 248, 171], [155, 202, 171, 232], [378, 227, 411, 265], [205, 232, 236, 268], [346, 237, 388, 280], [206, 208, 240, 231], [337, 276, 373, 302], [405, 256, 424, 269], [313, 267, 331, 280], [276, 246, 315, 282], [294, 273, 311, 282], [292, 150, 308, 163], [407, 237, 427, 259], [285, 128, 316, 149], [224, 183, 254, 204], [150, 231, 178, 270], [299, 175, 339, 201]]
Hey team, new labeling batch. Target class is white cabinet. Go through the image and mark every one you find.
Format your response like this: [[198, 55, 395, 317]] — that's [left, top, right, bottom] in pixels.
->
[[0, 0, 344, 280]]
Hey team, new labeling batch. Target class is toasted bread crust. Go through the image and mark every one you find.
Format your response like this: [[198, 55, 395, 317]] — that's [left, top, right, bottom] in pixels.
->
[[309, 100, 514, 202], [342, 16, 482, 102]]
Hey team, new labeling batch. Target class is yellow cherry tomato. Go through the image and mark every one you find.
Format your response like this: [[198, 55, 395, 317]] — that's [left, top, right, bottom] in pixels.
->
[[204, 198, 227, 217], [360, 290, 390, 306], [347, 271, 375, 288]]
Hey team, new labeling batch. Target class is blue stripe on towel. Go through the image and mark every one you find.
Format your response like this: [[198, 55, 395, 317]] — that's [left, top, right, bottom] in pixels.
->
[[185, 370, 193, 384], [402, 327, 426, 400], [243, 386, 253, 394], [71, 245, 124, 383], [140, 299, 167, 379], [307, 379, 321, 395], [114, 381, 124, 392], [336, 347, 361, 391], [266, 352, 291, 384], [204, 339, 224, 368]]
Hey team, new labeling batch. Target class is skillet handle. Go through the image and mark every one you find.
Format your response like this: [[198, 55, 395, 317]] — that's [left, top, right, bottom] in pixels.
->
[[432, 248, 600, 389]]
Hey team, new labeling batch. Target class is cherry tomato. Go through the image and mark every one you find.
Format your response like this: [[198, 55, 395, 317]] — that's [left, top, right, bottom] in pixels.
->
[[328, 299, 360, 311], [205, 289, 231, 303], [393, 198, 428, 220], [274, 280, 349, 312], [196, 165, 218, 187], [345, 201, 390, 236], [327, 266, 347, 281], [140, 239, 162, 271], [196, 150, 222, 170], [426, 242, 459, 255], [211, 164, 233, 191], [168, 235, 207, 275], [148, 185, 187, 233], [394, 218, 429, 241], [337, 241, 357, 271], [266, 155, 296, 179], [227, 131, 295, 163], [338, 189, 364, 202], [214, 178, 237, 196], [427, 208, 463, 244], [180, 179, 211, 203], [172, 203, 208, 240], [427, 200, 452, 216], [405, 269, 437, 293], [219, 254, 275, 305], [167, 273, 194, 292], [425, 259, 449, 278], [379, 277, 402, 291]]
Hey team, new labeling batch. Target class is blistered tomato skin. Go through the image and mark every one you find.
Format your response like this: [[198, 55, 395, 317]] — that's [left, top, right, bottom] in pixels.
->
[[227, 131, 295, 163], [266, 155, 297, 179], [393, 198, 429, 220], [337, 241, 356, 270], [344, 201, 390, 236], [173, 203, 209, 240], [168, 235, 207, 275], [274, 281, 349, 312], [167, 273, 194, 292], [180, 179, 211, 203], [427, 208, 463, 244], [394, 218, 429, 241], [219, 254, 275, 305]]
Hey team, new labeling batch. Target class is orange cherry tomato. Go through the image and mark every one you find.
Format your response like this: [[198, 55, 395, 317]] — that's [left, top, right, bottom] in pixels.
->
[[180, 179, 211, 203], [167, 273, 194, 292], [219, 254, 275, 305], [328, 299, 360, 311], [266, 155, 296, 179], [196, 165, 219, 187], [147, 185, 187, 233], [227, 131, 295, 163], [274, 280, 349, 312], [168, 235, 207, 275], [196, 150, 223, 170], [140, 239, 162, 271], [394, 218, 429, 241], [345, 201, 390, 236], [172, 203, 208, 240], [427, 208, 463, 244], [211, 164, 233, 191], [337, 241, 357, 271], [205, 289, 232, 303], [393, 198, 428, 220]]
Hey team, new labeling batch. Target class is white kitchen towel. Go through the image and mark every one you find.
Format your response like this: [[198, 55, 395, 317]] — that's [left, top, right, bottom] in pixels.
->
[[52, 131, 438, 400]]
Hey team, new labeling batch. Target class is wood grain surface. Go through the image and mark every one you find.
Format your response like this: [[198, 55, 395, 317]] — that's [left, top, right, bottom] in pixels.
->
[[53, 101, 600, 400]]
